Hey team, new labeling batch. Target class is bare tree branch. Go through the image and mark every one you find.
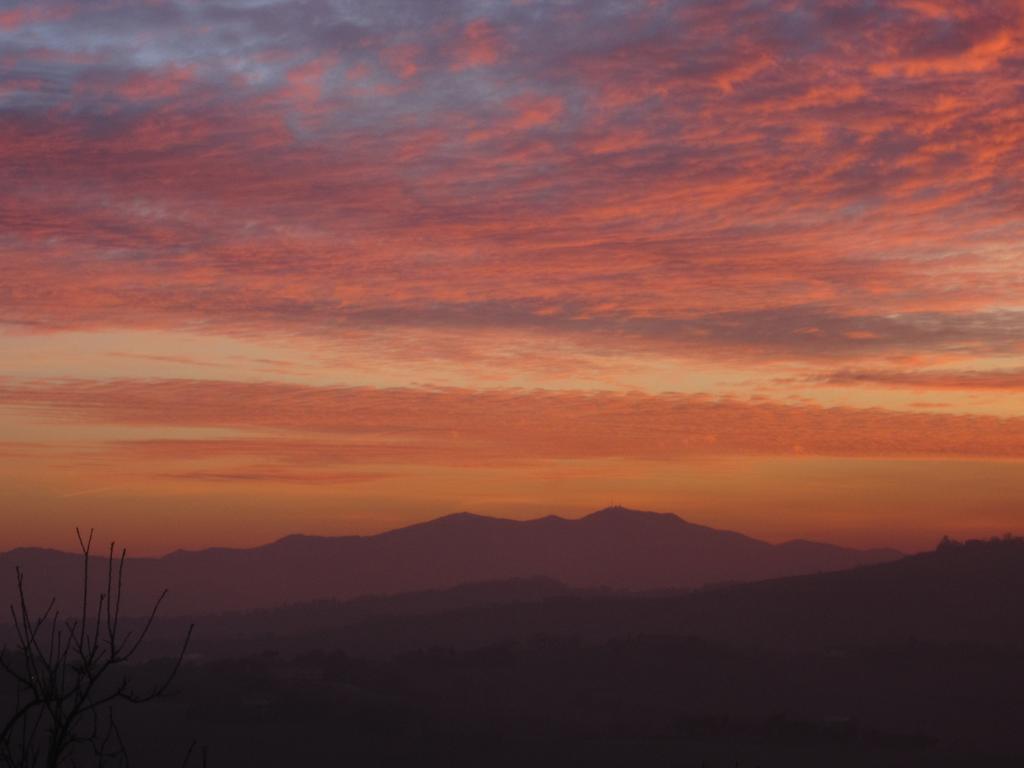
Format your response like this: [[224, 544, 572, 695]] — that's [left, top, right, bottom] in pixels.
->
[[0, 531, 197, 767]]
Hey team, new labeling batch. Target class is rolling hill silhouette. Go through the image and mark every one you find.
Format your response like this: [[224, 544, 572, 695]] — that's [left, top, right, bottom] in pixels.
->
[[62, 535, 1024, 768], [256, 533, 1023, 657], [147, 534, 1023, 661], [0, 506, 900, 615]]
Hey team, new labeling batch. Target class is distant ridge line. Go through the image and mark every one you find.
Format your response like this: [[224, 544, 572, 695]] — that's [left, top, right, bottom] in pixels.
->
[[0, 506, 904, 616]]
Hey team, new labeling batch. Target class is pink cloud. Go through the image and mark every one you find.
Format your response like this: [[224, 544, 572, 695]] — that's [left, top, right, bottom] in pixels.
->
[[1, 0, 1021, 402], [449, 20, 503, 70]]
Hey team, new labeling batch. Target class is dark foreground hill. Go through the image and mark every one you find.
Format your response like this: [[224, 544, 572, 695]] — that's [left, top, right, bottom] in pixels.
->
[[4, 537, 1024, 767], [0, 506, 900, 615]]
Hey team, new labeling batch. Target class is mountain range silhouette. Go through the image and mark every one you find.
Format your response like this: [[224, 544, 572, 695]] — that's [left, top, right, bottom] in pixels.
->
[[0, 506, 899, 615]]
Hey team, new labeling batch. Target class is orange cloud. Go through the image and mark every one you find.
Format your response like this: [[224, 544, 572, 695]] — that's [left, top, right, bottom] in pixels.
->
[[822, 367, 1024, 391], [4, 378, 1024, 464]]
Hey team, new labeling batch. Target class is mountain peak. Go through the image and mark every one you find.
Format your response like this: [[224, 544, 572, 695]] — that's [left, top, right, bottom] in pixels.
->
[[589, 505, 650, 517], [585, 506, 686, 524], [430, 511, 496, 525]]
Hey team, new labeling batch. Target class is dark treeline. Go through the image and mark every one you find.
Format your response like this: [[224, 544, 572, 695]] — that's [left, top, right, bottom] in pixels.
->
[[115, 633, 1024, 767]]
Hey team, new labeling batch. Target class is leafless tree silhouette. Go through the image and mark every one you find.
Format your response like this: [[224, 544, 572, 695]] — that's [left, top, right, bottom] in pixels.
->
[[0, 529, 194, 767]]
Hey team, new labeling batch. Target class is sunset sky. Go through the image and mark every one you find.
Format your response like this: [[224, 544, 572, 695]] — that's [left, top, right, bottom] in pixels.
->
[[2, 0, 1023, 553]]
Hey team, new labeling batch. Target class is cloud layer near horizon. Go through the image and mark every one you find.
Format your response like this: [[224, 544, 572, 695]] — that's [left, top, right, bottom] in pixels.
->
[[4, 377, 1024, 463], [2, 0, 1022, 550]]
